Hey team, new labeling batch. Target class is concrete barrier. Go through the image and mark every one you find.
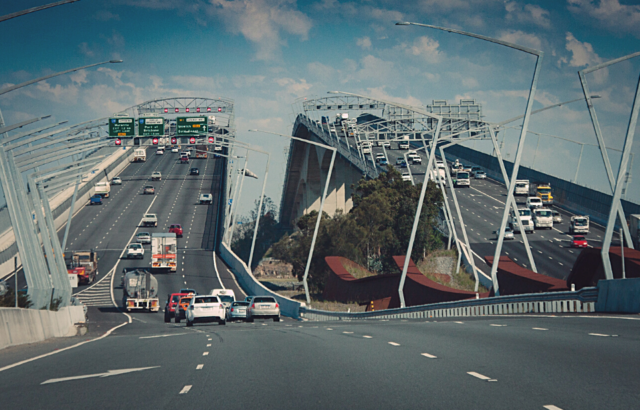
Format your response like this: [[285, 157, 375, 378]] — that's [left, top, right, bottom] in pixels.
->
[[0, 305, 85, 350], [219, 242, 302, 319]]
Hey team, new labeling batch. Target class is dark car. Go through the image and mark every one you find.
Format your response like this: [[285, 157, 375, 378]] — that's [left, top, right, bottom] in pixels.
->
[[169, 224, 183, 237], [190, 168, 199, 175], [89, 194, 102, 205]]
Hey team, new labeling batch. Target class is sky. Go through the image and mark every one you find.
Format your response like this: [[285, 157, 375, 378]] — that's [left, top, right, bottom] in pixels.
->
[[2, 0, 640, 219]]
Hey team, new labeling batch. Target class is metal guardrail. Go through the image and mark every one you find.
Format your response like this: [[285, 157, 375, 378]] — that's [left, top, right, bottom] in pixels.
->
[[299, 287, 599, 321]]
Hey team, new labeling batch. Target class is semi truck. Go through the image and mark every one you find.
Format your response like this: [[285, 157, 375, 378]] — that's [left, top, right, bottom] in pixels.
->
[[151, 232, 177, 272], [133, 149, 146, 162], [514, 179, 529, 196], [94, 181, 110, 198], [65, 250, 98, 285], [569, 216, 590, 234], [122, 269, 159, 312], [530, 182, 554, 205]]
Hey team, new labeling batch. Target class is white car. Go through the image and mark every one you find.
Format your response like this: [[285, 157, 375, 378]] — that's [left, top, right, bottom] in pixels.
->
[[493, 227, 515, 240], [399, 141, 410, 150], [526, 196, 543, 209], [199, 193, 213, 204], [126, 243, 144, 259], [381, 141, 391, 148], [136, 232, 151, 244], [151, 171, 162, 181], [171, 147, 179, 153], [186, 295, 226, 326], [156, 149, 164, 155], [410, 155, 422, 164], [401, 172, 412, 182], [474, 171, 487, 179], [111, 177, 122, 185]]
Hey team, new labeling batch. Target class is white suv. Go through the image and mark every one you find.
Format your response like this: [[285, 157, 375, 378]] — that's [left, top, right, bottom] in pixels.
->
[[186, 295, 226, 327], [126, 243, 144, 259], [526, 197, 543, 209], [199, 193, 213, 204]]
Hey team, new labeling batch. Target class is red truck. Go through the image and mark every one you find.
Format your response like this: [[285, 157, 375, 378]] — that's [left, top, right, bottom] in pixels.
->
[[65, 250, 98, 285]]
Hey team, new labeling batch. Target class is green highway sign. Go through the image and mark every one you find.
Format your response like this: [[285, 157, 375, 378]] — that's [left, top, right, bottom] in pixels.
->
[[176, 116, 207, 136], [109, 117, 134, 137], [138, 117, 164, 136]]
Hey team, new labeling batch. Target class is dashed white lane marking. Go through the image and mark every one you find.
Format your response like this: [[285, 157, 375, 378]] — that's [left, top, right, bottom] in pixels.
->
[[179, 385, 192, 394], [532, 328, 548, 331], [454, 321, 464, 324], [326, 328, 333, 331], [343, 331, 353, 334], [363, 335, 372, 338], [589, 333, 614, 337], [543, 406, 563, 410], [421, 353, 437, 359], [203, 352, 209, 356], [208, 338, 212, 341], [467, 372, 497, 382], [490, 324, 507, 327], [388, 342, 400, 346], [196, 364, 204, 370], [206, 344, 211, 347]]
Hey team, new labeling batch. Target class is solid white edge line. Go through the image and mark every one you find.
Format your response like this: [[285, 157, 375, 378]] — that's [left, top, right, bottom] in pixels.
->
[[212, 251, 225, 289], [0, 321, 129, 373], [421, 353, 437, 359]]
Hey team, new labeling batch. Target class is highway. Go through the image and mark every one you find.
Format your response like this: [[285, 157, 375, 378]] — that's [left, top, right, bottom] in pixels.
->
[[0, 313, 638, 409], [368, 141, 619, 281], [60, 147, 244, 325]]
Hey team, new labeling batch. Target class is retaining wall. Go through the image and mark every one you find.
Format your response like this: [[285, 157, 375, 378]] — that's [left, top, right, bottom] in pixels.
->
[[0, 305, 85, 350], [219, 242, 302, 318]]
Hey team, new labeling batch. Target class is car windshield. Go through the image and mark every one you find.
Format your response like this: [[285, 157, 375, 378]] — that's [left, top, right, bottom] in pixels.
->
[[574, 236, 585, 241], [575, 220, 587, 226], [530, 198, 541, 203], [519, 209, 531, 216], [232, 302, 250, 307], [144, 214, 155, 218], [138, 232, 149, 237], [536, 210, 552, 217], [538, 188, 551, 193], [129, 244, 141, 249], [171, 295, 183, 303], [218, 295, 234, 303], [254, 297, 276, 303], [179, 298, 192, 304], [457, 172, 469, 179], [476, 171, 485, 175]]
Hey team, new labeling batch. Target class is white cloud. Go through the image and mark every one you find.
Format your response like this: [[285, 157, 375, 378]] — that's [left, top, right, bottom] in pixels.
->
[[405, 36, 442, 64], [95, 10, 120, 21], [356, 36, 372, 49], [505, 2, 551, 28], [274, 77, 312, 97], [307, 62, 336, 82], [564, 32, 601, 67], [462, 77, 479, 88], [568, 0, 640, 38], [78, 42, 95, 57], [364, 87, 423, 107], [498, 30, 542, 50]]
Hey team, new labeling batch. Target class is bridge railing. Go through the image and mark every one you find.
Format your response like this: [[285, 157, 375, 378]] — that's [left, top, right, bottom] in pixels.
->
[[299, 287, 598, 321]]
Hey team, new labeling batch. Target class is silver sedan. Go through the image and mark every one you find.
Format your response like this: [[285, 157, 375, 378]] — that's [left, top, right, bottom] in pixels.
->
[[227, 301, 250, 322]]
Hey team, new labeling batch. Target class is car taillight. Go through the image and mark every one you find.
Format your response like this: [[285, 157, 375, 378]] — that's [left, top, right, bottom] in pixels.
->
[[220, 304, 224, 309], [251, 304, 255, 308], [275, 303, 279, 308], [231, 308, 234, 312]]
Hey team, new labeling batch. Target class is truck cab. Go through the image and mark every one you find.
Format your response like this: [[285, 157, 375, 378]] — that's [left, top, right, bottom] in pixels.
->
[[535, 183, 554, 205], [515, 179, 529, 196], [569, 216, 590, 234], [509, 208, 534, 233], [532, 208, 554, 229]]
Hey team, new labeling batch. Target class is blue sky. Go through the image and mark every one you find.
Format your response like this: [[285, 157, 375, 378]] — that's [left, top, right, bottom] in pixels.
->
[[2, 0, 640, 218]]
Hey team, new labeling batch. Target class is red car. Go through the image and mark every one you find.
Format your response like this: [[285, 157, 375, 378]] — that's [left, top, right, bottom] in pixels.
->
[[169, 224, 183, 238], [164, 292, 192, 322], [571, 235, 588, 248]]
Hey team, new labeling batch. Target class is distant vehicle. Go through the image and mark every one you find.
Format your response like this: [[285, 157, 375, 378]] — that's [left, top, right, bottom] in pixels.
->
[[401, 172, 412, 182], [571, 235, 588, 248], [526, 197, 543, 209], [89, 194, 102, 205], [180, 288, 197, 295], [552, 210, 562, 224], [530, 182, 554, 205], [133, 148, 146, 162], [453, 171, 470, 188], [408, 153, 422, 164], [375, 153, 385, 162], [493, 227, 515, 240], [141, 213, 158, 227], [569, 216, 590, 234], [474, 171, 486, 179], [361, 142, 371, 154], [186, 295, 226, 327], [65, 250, 98, 285], [399, 141, 410, 150], [210, 289, 235, 310], [190, 168, 199, 175], [180, 153, 189, 164], [143, 185, 155, 195], [156, 149, 164, 155], [228, 301, 250, 322], [471, 166, 483, 176], [151, 171, 162, 181], [199, 193, 213, 204], [127, 243, 144, 259], [122, 269, 159, 312], [164, 292, 191, 322], [195, 145, 208, 159], [171, 147, 179, 153], [111, 177, 122, 185], [94, 181, 110, 198], [379, 158, 389, 166], [395, 157, 405, 166], [136, 232, 151, 244], [380, 141, 391, 148], [174, 296, 194, 323], [515, 179, 529, 196], [509, 208, 534, 234], [533, 208, 554, 229], [169, 224, 183, 238], [246, 296, 281, 322]]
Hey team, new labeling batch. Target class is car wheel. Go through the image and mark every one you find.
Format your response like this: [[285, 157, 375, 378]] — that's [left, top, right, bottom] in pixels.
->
[[175, 316, 181, 323], [247, 317, 254, 323], [164, 313, 170, 323], [219, 319, 226, 326], [186, 320, 193, 327], [273, 317, 280, 322]]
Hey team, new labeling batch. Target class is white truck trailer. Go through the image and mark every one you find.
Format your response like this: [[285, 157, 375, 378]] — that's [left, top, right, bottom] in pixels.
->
[[515, 179, 529, 196], [94, 181, 110, 198], [151, 232, 177, 272], [133, 148, 146, 162]]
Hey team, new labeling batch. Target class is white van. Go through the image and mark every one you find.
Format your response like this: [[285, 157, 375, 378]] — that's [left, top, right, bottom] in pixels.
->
[[210, 289, 236, 309], [526, 196, 543, 209], [533, 208, 554, 229]]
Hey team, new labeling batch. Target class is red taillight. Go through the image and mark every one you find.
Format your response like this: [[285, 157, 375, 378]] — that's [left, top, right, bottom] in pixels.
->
[[220, 304, 223, 309], [251, 303, 255, 308], [231, 308, 234, 312], [275, 303, 279, 308]]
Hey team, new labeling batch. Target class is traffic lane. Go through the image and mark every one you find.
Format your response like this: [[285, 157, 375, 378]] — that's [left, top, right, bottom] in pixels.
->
[[215, 254, 247, 299], [286, 317, 640, 409]]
